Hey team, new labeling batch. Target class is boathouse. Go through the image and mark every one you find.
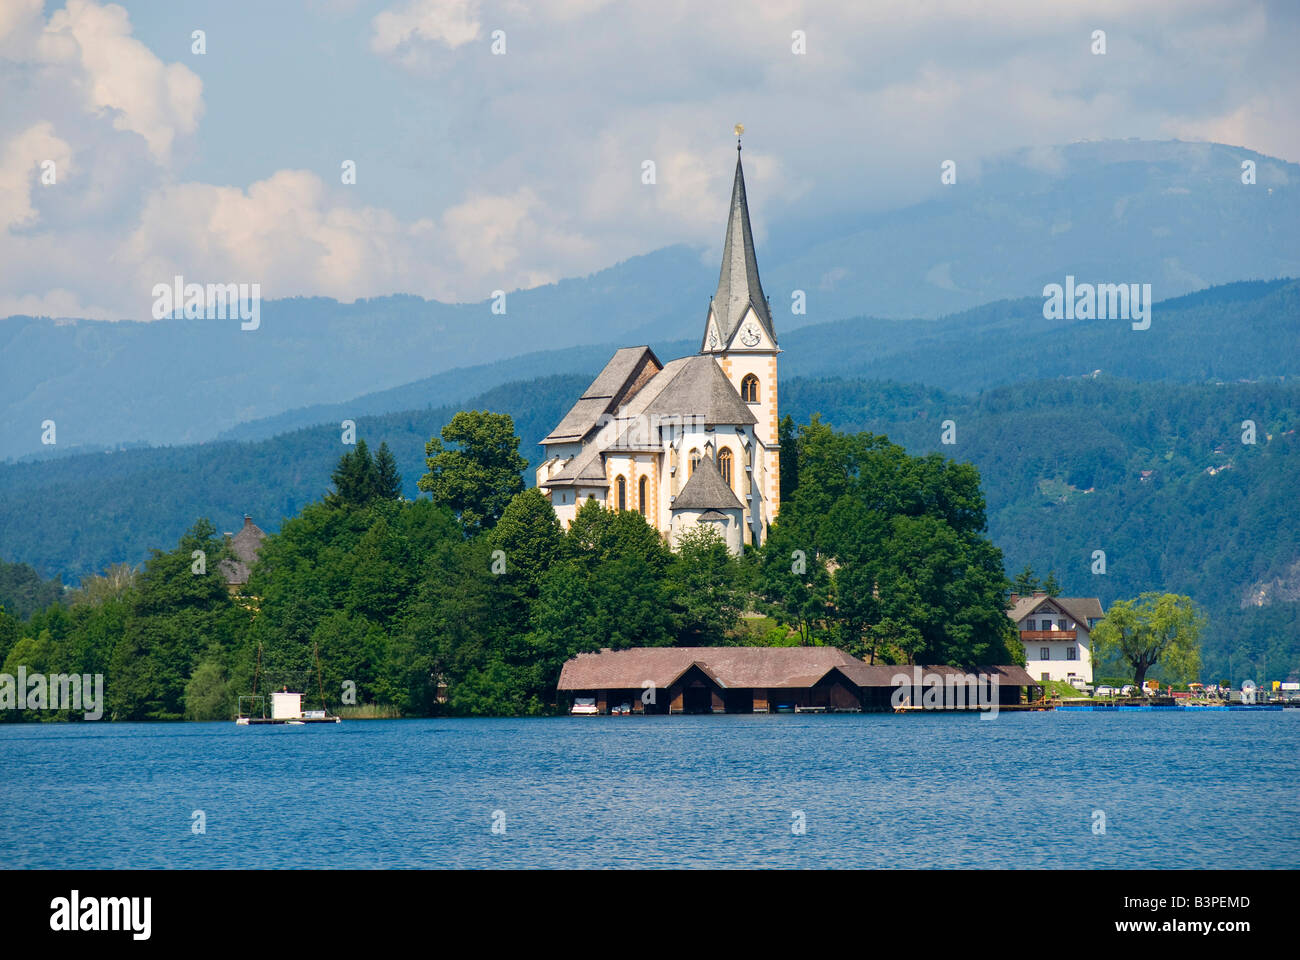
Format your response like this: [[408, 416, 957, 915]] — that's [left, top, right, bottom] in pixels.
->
[[556, 647, 1038, 713]]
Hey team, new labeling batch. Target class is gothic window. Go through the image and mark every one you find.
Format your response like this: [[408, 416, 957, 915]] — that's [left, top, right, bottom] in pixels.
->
[[638, 476, 648, 516], [718, 448, 733, 488], [616, 475, 626, 512], [689, 448, 701, 476], [741, 374, 760, 403]]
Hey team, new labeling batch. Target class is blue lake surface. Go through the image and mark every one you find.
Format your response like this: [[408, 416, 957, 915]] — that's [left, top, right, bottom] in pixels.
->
[[2, 712, 1297, 868]]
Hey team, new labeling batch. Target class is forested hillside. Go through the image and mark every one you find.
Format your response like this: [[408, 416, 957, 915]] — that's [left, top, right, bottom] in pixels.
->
[[0, 375, 588, 582], [2, 369, 1296, 683], [780, 377, 1300, 683]]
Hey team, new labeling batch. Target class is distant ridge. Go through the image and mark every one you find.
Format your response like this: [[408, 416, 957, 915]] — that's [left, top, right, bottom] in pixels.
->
[[4, 139, 1298, 460], [214, 278, 1299, 443]]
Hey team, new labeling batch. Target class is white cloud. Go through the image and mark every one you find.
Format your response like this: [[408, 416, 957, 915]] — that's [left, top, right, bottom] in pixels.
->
[[118, 170, 595, 311], [370, 0, 481, 65], [2, 0, 1298, 320], [0, 123, 73, 231], [0, 0, 42, 51], [42, 0, 203, 164]]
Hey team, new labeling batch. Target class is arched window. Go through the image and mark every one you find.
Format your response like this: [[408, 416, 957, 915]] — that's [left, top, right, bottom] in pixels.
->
[[689, 448, 701, 476], [718, 448, 733, 488], [616, 475, 626, 512], [741, 374, 760, 403], [638, 476, 648, 516]]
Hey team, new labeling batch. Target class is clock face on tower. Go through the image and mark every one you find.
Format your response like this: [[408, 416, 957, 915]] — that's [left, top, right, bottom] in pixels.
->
[[739, 322, 761, 347]]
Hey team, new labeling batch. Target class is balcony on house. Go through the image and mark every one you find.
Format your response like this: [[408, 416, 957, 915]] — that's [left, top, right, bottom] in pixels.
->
[[1019, 629, 1078, 641]]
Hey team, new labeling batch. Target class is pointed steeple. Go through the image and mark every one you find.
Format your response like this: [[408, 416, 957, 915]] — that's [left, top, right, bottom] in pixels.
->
[[702, 144, 776, 353]]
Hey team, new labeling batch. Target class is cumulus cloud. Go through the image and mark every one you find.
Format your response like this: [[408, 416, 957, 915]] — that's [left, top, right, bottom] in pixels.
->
[[370, 0, 482, 65], [43, 0, 203, 163], [0, 123, 73, 231], [1, 0, 1297, 320], [118, 170, 598, 311]]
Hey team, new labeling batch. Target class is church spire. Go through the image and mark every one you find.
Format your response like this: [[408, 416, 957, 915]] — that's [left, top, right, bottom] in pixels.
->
[[702, 138, 776, 353]]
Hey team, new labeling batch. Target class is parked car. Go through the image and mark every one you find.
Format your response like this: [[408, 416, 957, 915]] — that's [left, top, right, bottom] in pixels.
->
[[1094, 685, 1116, 697], [1120, 685, 1138, 697], [570, 697, 599, 715]]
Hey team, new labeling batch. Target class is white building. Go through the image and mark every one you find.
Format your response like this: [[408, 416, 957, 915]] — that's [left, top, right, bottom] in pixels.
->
[[1006, 592, 1105, 685], [536, 141, 779, 553]]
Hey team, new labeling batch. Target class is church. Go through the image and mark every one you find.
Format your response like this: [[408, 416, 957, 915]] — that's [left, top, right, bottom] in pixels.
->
[[536, 140, 780, 553]]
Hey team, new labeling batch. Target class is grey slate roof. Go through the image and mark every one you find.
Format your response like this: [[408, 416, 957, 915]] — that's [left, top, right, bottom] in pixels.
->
[[642, 354, 756, 426], [542, 355, 755, 492], [703, 149, 776, 351], [672, 452, 743, 511], [544, 447, 610, 487], [1007, 595, 1105, 626], [542, 346, 661, 444], [219, 515, 266, 585]]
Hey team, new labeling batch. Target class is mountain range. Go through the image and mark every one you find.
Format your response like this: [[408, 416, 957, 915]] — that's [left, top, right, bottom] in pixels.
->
[[4, 139, 1297, 462]]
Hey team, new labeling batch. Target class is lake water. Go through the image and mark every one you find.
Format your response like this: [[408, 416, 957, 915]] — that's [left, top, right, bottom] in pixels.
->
[[2, 712, 1297, 869]]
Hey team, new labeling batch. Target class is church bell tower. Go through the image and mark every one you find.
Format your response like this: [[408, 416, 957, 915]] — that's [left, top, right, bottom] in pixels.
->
[[700, 128, 781, 520]]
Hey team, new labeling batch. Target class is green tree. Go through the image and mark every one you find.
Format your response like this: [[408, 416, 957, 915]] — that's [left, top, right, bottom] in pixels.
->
[[372, 442, 404, 501], [418, 411, 527, 533], [108, 519, 248, 720], [668, 525, 746, 646], [1042, 571, 1062, 597], [1092, 592, 1205, 689], [327, 438, 377, 509], [778, 413, 799, 502], [1012, 565, 1040, 595], [184, 656, 232, 721], [70, 563, 137, 607], [490, 488, 564, 597], [760, 418, 1018, 665], [756, 521, 830, 646]]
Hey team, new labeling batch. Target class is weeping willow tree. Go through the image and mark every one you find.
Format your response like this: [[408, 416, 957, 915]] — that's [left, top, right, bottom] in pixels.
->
[[1092, 592, 1204, 688]]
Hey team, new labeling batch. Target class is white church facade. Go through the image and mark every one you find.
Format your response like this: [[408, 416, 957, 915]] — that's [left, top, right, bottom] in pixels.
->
[[536, 143, 780, 553]]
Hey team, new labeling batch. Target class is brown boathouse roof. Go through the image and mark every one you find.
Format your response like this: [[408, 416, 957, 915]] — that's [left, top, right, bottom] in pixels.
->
[[557, 647, 1037, 691], [557, 646, 860, 691]]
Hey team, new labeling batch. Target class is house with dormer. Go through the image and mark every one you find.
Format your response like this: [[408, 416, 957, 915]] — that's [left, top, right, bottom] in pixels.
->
[[536, 140, 780, 552], [1007, 591, 1105, 685]]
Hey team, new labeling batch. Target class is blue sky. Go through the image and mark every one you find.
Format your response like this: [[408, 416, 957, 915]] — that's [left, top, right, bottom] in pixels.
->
[[1, 0, 1296, 320]]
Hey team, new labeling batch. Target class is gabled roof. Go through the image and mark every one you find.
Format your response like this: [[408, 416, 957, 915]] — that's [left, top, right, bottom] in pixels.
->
[[813, 662, 1039, 688], [219, 515, 266, 585], [672, 452, 743, 511], [702, 149, 776, 351], [557, 646, 860, 691], [642, 354, 756, 426], [557, 648, 1039, 692], [542, 346, 662, 445], [543, 448, 610, 487], [1007, 594, 1105, 625]]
